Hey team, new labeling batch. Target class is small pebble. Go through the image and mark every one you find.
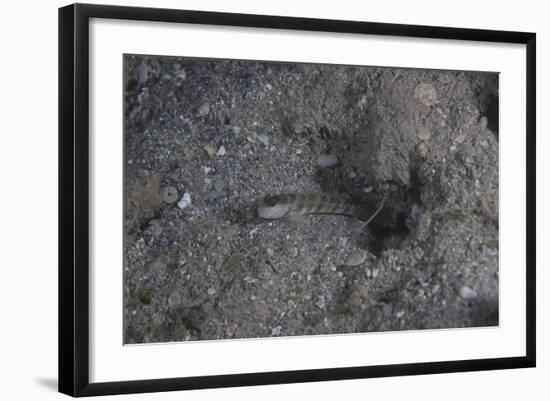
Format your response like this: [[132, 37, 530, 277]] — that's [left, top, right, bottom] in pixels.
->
[[150, 260, 166, 271], [233, 126, 241, 135], [357, 94, 368, 109], [316, 154, 339, 168], [459, 286, 477, 300], [271, 326, 282, 336], [216, 145, 226, 156], [267, 248, 274, 256], [160, 186, 178, 204], [214, 180, 225, 192], [356, 285, 369, 300], [136, 61, 148, 84], [414, 83, 438, 106], [198, 103, 210, 116], [480, 116, 488, 131], [344, 250, 368, 266], [414, 247, 425, 260], [225, 326, 235, 337], [204, 144, 217, 156], [454, 133, 467, 144], [147, 219, 163, 237], [417, 126, 431, 140], [316, 296, 326, 309], [396, 311, 405, 319], [416, 142, 429, 158], [167, 168, 181, 181], [256, 132, 269, 146], [177, 192, 192, 209], [164, 228, 177, 244], [207, 288, 217, 296], [168, 292, 181, 309], [183, 147, 195, 160], [177, 69, 187, 80]]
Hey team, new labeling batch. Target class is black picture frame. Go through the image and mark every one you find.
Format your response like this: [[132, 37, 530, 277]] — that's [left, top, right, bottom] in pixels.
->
[[59, 3, 536, 397]]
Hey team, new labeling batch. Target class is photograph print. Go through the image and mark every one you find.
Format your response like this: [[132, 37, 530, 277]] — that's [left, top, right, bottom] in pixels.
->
[[123, 54, 499, 344]]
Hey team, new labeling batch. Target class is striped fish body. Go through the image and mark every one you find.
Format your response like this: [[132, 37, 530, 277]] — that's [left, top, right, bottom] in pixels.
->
[[258, 193, 367, 220]]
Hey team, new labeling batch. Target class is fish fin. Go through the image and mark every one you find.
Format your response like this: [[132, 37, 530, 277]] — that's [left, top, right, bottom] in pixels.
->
[[285, 215, 309, 226]]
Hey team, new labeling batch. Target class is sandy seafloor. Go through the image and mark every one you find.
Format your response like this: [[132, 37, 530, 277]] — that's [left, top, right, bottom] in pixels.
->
[[123, 54, 499, 344]]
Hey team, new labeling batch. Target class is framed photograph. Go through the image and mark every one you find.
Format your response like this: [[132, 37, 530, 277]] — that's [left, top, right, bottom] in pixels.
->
[[58, 3, 536, 397]]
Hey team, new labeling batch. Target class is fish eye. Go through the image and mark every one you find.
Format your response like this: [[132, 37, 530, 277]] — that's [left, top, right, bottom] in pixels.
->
[[263, 195, 278, 206]]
